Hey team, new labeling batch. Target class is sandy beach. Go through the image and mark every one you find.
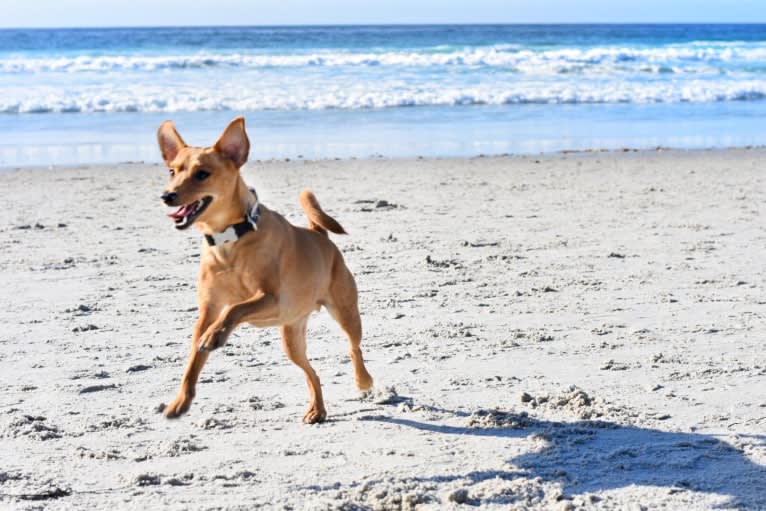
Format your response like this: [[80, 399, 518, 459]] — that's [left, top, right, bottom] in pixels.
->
[[1, 148, 765, 510]]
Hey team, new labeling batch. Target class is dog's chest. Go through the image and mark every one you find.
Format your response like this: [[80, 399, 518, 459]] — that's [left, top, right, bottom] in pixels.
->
[[199, 246, 277, 301]]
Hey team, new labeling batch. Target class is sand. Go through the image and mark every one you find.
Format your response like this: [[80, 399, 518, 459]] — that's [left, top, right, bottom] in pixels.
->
[[0, 149, 765, 510]]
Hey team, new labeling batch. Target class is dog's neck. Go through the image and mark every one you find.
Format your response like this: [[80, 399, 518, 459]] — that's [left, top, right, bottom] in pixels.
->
[[196, 177, 261, 246]]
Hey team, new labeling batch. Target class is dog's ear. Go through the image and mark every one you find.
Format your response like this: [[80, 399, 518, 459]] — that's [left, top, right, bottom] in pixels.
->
[[214, 116, 250, 168], [157, 121, 187, 166]]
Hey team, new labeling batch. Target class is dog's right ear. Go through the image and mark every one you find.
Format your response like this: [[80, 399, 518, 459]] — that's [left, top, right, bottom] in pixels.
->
[[157, 121, 187, 166], [214, 116, 250, 168]]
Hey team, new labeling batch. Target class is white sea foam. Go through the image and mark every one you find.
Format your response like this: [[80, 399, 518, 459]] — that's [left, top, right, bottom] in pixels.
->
[[2, 79, 765, 114], [2, 43, 766, 74], [3, 40, 766, 114]]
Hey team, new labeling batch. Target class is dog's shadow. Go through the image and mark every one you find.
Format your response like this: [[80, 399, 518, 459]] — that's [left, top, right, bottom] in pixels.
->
[[360, 410, 766, 509]]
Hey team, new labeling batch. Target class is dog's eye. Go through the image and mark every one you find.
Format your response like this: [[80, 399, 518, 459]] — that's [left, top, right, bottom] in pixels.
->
[[194, 170, 211, 181]]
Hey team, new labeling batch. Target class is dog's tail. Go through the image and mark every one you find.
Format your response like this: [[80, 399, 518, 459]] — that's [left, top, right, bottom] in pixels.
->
[[299, 190, 347, 236]]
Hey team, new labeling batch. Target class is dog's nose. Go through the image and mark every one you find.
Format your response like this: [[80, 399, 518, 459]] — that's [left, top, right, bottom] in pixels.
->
[[161, 191, 178, 205]]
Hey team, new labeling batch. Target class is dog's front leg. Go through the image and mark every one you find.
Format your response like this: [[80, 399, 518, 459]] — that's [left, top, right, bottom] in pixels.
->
[[164, 314, 213, 418], [198, 293, 279, 352]]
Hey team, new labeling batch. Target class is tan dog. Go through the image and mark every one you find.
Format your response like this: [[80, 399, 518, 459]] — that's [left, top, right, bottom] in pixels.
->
[[157, 117, 373, 423]]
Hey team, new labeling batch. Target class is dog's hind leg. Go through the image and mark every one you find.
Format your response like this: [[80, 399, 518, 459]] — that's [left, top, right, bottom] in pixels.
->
[[280, 316, 327, 424], [326, 263, 373, 392], [164, 315, 212, 418]]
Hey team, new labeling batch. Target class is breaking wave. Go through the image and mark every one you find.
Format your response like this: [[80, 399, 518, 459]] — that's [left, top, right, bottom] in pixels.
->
[[2, 80, 766, 114], [3, 43, 766, 74]]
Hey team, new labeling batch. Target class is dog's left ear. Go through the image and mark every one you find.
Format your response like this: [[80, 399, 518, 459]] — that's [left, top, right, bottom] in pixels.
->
[[214, 116, 250, 168]]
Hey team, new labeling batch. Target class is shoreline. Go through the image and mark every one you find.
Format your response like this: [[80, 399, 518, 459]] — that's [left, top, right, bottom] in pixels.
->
[[4, 101, 766, 169], [2, 144, 765, 172]]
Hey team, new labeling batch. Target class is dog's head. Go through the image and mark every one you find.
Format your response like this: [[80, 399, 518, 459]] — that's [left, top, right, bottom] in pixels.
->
[[157, 117, 250, 231]]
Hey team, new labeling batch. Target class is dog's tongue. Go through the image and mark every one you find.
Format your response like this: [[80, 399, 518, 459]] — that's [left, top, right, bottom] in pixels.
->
[[168, 203, 194, 220]]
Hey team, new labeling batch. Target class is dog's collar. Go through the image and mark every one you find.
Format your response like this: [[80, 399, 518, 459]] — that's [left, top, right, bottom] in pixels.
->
[[204, 188, 261, 247]]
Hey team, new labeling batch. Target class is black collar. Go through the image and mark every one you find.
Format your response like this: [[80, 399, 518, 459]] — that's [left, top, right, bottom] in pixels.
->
[[204, 188, 261, 247]]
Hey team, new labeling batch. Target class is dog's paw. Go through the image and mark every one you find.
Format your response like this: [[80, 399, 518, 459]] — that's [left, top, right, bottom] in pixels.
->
[[198, 323, 230, 352], [163, 394, 193, 419], [355, 371, 373, 392], [302, 406, 327, 424]]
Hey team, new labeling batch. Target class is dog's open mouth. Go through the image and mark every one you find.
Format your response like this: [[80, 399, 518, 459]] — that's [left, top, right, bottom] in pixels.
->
[[167, 197, 212, 230]]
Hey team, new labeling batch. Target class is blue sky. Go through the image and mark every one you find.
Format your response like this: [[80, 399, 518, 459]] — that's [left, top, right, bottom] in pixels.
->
[[2, 0, 765, 27]]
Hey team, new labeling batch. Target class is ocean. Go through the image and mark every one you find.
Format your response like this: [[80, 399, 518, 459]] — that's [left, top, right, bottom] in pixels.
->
[[1, 24, 766, 166]]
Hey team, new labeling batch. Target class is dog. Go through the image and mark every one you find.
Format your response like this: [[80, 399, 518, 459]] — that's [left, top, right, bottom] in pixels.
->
[[156, 116, 373, 423]]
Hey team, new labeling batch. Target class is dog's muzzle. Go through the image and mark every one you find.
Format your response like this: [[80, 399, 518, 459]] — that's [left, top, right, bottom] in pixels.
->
[[166, 196, 213, 230]]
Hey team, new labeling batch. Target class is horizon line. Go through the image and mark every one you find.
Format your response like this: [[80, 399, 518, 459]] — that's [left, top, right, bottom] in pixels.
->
[[2, 21, 766, 30]]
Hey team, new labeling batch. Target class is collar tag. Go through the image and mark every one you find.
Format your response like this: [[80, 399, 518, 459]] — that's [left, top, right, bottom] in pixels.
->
[[247, 201, 261, 228]]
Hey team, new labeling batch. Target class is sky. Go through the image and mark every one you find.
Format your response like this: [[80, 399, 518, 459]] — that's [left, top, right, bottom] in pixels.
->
[[1, 0, 765, 28]]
